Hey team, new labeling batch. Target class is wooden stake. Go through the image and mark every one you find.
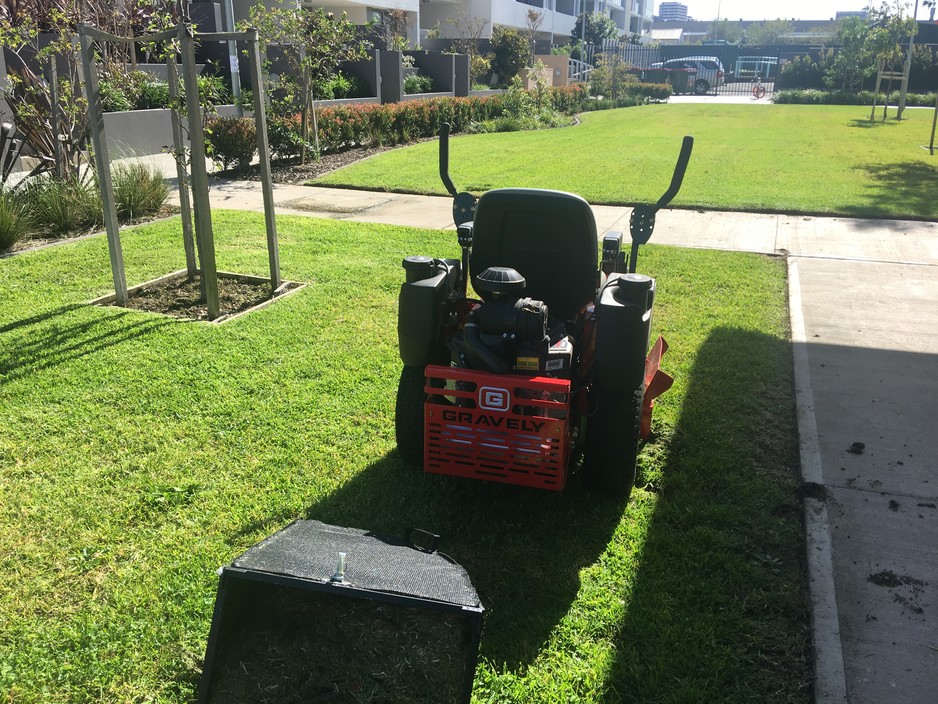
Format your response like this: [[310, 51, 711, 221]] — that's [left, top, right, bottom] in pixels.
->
[[79, 27, 128, 306], [247, 29, 281, 292], [179, 22, 220, 320], [167, 55, 197, 279]]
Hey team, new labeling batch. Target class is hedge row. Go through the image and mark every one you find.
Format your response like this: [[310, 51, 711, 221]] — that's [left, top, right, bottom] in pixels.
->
[[206, 83, 669, 167], [774, 89, 937, 106]]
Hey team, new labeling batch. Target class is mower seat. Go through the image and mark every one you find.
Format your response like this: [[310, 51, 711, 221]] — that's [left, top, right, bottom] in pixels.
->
[[470, 188, 598, 322]]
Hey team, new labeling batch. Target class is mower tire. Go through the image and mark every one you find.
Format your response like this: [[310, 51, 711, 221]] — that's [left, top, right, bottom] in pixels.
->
[[395, 365, 426, 465], [581, 384, 642, 499]]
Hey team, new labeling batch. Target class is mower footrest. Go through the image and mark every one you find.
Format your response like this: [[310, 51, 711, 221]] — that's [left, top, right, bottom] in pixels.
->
[[424, 365, 572, 491]]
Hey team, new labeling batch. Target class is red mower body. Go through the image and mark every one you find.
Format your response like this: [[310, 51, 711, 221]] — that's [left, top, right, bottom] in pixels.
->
[[423, 365, 573, 491]]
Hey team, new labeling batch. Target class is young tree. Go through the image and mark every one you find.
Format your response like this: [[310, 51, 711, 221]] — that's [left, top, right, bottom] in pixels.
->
[[744, 19, 794, 46], [446, 9, 490, 84], [708, 19, 743, 44], [489, 27, 528, 87], [523, 9, 544, 67], [243, 4, 372, 162], [381, 8, 410, 52], [571, 11, 618, 47], [823, 3, 916, 92], [0, 1, 89, 181]]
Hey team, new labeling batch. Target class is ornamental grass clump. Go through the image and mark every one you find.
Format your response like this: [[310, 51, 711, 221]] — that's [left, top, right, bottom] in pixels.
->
[[18, 174, 103, 236], [0, 189, 32, 253], [112, 163, 169, 222]]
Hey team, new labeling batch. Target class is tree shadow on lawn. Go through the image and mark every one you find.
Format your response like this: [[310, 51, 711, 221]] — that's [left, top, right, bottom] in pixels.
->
[[844, 161, 938, 221], [603, 327, 812, 702], [0, 307, 171, 385]]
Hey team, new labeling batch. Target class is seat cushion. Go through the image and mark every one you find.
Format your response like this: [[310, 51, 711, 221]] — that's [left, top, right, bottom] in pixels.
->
[[470, 188, 598, 321]]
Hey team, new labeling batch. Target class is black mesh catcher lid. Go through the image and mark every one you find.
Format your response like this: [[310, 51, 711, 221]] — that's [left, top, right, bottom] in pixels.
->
[[229, 519, 481, 609]]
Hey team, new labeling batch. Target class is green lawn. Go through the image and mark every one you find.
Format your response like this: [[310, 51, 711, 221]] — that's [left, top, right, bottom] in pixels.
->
[[313, 103, 938, 220], [1, 213, 809, 702]]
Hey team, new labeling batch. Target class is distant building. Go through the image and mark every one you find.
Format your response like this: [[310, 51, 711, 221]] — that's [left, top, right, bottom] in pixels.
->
[[658, 2, 689, 22], [835, 11, 869, 20]]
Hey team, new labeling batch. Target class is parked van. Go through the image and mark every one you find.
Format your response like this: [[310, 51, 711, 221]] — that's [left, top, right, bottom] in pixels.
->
[[650, 56, 726, 95]]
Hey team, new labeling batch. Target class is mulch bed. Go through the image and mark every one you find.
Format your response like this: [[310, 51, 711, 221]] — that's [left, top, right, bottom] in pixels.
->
[[111, 273, 300, 322]]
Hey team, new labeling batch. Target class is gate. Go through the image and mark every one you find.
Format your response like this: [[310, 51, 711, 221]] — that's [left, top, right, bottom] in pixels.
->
[[715, 53, 780, 97]]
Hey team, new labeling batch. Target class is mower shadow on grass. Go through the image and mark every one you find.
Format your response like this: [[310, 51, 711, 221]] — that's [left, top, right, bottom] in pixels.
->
[[299, 456, 629, 671], [601, 327, 812, 702]]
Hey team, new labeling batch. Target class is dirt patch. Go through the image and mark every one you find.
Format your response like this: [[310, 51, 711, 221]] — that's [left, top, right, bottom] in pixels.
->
[[868, 570, 927, 589], [110, 273, 300, 322]]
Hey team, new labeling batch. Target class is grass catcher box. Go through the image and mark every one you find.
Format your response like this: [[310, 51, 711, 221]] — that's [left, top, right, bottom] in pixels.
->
[[198, 519, 483, 704]]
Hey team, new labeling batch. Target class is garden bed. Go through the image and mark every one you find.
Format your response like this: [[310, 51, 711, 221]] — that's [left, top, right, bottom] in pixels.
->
[[89, 270, 304, 323]]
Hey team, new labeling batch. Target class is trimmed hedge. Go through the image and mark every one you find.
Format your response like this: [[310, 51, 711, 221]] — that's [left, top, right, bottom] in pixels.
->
[[216, 83, 659, 160], [774, 89, 937, 106]]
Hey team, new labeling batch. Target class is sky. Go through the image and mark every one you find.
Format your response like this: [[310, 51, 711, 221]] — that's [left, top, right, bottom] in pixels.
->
[[676, 1, 892, 22]]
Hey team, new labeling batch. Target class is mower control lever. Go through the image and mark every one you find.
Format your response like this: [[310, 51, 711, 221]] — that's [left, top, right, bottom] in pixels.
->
[[655, 135, 694, 211], [627, 135, 694, 273], [439, 123, 458, 197]]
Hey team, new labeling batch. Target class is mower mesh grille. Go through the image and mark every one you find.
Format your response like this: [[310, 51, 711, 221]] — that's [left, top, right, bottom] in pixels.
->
[[231, 520, 480, 608], [424, 365, 571, 491]]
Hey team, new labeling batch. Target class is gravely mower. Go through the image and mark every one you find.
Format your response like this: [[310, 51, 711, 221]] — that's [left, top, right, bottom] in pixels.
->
[[395, 125, 693, 497]]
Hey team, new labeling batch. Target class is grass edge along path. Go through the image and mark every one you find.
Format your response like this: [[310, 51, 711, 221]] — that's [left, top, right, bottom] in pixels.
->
[[0, 212, 809, 702], [312, 103, 937, 221]]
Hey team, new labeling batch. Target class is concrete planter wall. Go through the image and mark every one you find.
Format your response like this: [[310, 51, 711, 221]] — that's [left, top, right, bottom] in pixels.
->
[[102, 104, 241, 158]]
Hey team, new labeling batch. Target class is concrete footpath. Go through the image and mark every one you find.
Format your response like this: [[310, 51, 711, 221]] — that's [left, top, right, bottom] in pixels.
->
[[170, 176, 938, 703]]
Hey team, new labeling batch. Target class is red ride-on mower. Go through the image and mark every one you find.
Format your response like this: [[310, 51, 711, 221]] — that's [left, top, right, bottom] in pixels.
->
[[395, 125, 693, 498]]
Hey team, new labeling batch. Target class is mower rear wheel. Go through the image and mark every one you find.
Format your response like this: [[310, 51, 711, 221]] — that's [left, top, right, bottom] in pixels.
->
[[581, 384, 643, 499], [395, 365, 426, 465]]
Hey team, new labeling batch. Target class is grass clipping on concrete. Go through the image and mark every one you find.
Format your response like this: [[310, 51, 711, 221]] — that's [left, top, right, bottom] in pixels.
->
[[0, 211, 810, 703]]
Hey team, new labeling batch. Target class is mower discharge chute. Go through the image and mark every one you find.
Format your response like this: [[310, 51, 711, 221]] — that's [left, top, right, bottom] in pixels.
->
[[395, 125, 693, 497]]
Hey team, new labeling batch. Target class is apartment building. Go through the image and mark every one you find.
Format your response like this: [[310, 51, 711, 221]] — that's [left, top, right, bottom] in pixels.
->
[[229, 1, 653, 44], [657, 2, 689, 22]]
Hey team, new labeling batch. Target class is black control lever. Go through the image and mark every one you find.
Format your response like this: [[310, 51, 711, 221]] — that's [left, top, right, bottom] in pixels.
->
[[439, 122, 458, 197], [628, 135, 694, 273], [439, 123, 478, 227]]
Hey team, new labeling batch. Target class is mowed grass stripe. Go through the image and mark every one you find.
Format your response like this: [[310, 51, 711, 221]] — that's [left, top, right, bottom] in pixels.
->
[[312, 103, 936, 219]]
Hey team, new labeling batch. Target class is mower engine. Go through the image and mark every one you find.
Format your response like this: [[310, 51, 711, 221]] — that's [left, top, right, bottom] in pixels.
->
[[449, 267, 572, 378]]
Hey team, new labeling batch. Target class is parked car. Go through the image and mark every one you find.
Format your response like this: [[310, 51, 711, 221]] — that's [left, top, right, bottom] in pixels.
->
[[650, 56, 725, 95]]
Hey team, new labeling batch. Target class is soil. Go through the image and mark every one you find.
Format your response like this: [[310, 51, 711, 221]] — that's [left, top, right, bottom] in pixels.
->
[[110, 273, 300, 322]]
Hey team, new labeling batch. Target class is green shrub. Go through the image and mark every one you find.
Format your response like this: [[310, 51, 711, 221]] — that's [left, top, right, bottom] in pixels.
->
[[404, 73, 434, 94], [135, 80, 171, 110], [19, 174, 102, 236], [98, 78, 135, 112], [777, 55, 826, 90], [112, 163, 169, 222], [0, 189, 32, 253], [206, 116, 257, 170], [625, 82, 672, 102], [773, 89, 936, 106], [489, 27, 528, 88], [588, 55, 638, 98], [267, 114, 309, 160], [550, 84, 591, 113]]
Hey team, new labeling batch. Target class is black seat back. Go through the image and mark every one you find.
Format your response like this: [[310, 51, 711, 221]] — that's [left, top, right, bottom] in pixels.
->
[[470, 188, 598, 321]]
